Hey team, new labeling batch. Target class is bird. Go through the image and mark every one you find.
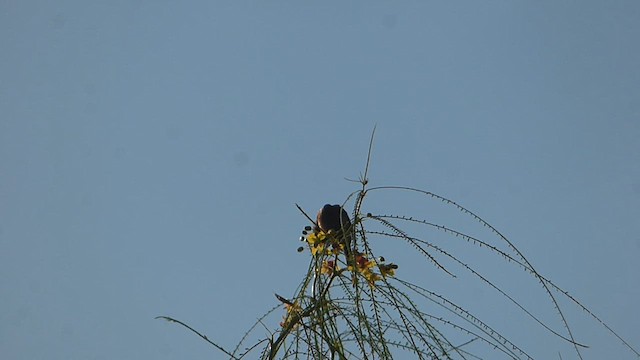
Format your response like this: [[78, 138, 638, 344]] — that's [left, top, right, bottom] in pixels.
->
[[315, 204, 353, 262], [315, 204, 351, 234]]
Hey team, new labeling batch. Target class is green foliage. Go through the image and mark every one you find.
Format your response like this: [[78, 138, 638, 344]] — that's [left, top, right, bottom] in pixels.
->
[[158, 131, 639, 359]]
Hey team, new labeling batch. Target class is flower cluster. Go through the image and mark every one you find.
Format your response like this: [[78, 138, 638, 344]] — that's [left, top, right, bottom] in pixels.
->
[[321, 259, 339, 275], [279, 300, 302, 329], [306, 230, 345, 256], [348, 253, 380, 284], [301, 225, 398, 286], [346, 253, 397, 286]]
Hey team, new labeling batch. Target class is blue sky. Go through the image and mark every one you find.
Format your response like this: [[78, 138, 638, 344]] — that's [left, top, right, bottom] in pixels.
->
[[1, 1, 639, 359]]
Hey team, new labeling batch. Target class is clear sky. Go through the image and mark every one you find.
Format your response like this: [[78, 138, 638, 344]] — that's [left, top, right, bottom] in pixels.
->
[[1, 1, 639, 359]]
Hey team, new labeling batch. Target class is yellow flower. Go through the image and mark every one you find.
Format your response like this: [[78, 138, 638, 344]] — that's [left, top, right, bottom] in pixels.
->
[[306, 232, 326, 246], [361, 268, 382, 285], [379, 263, 398, 277], [355, 253, 375, 270], [347, 254, 382, 285], [321, 260, 339, 275], [307, 232, 329, 256], [311, 242, 326, 256], [280, 301, 302, 328]]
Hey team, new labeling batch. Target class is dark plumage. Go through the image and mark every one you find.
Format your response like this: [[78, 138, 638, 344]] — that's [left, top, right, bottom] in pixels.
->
[[315, 204, 354, 265], [316, 204, 351, 233]]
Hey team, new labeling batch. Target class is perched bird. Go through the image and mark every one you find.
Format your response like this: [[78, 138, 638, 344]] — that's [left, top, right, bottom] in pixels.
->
[[315, 204, 351, 234], [316, 204, 353, 262]]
